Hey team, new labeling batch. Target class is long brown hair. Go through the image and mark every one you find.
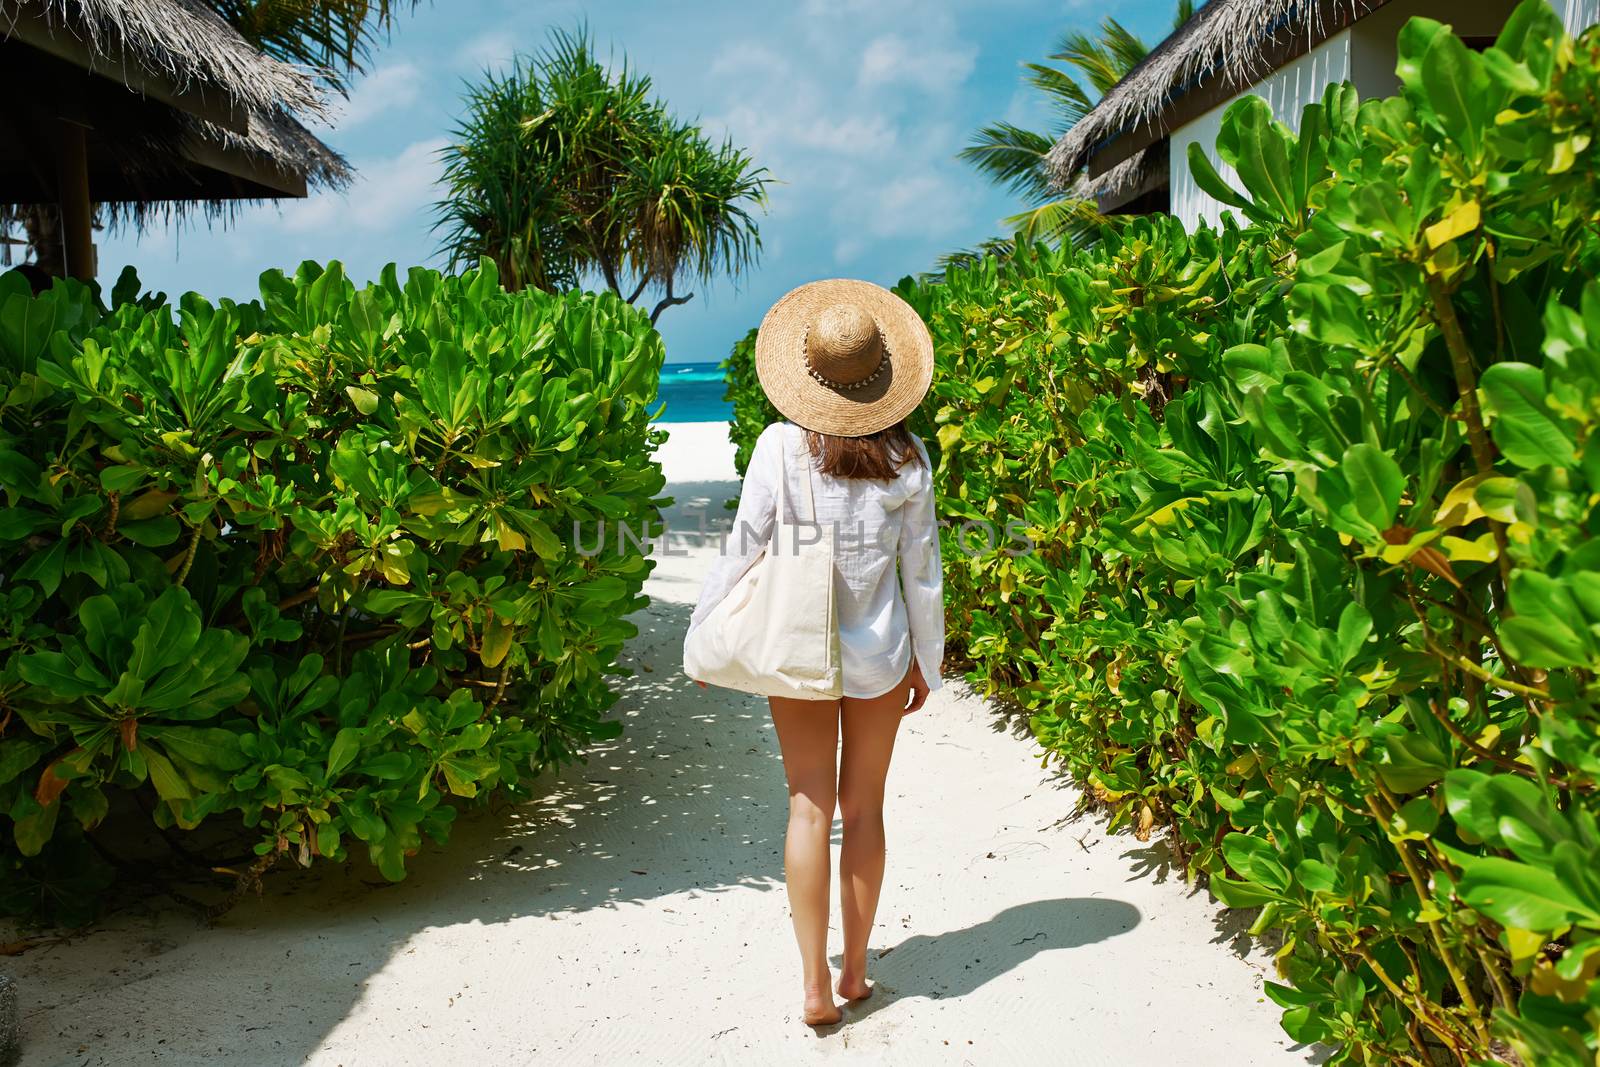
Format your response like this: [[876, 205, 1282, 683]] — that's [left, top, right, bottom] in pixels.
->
[[803, 420, 924, 480]]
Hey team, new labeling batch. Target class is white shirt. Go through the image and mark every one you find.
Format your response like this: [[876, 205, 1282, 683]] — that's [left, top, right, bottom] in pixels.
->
[[688, 421, 944, 699]]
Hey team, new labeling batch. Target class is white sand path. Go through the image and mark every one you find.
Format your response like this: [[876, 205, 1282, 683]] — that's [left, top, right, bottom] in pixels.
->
[[6, 422, 1316, 1066]]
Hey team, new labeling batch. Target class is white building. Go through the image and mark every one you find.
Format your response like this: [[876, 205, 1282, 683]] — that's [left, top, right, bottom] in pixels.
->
[[1048, 0, 1600, 230]]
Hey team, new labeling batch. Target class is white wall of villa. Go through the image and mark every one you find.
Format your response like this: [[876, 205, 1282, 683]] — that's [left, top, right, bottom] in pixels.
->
[[1168, 0, 1600, 231]]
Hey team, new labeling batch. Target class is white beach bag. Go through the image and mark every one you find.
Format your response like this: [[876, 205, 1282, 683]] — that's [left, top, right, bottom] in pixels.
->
[[683, 435, 842, 699]]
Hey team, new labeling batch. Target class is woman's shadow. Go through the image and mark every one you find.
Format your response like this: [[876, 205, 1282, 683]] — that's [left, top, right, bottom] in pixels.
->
[[835, 896, 1140, 1018]]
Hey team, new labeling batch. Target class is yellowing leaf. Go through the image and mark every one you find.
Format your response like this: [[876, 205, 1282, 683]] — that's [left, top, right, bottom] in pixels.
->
[[1140, 497, 1203, 530], [1425, 200, 1481, 249], [1433, 474, 1520, 527], [493, 517, 525, 553], [1440, 532, 1498, 563], [122, 489, 179, 521], [480, 619, 513, 667], [1504, 927, 1545, 965], [345, 386, 379, 414], [379, 544, 411, 584], [1548, 136, 1574, 174]]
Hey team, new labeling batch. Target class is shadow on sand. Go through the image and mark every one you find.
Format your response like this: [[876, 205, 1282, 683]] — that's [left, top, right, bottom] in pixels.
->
[[833, 896, 1141, 1022]]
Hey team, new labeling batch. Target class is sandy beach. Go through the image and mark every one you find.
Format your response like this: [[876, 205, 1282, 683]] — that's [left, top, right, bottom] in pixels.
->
[[4, 420, 1313, 1066]]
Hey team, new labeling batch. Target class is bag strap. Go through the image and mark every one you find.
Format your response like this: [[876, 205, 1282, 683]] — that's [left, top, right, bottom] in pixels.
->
[[798, 431, 818, 524], [775, 428, 790, 525], [777, 425, 825, 524]]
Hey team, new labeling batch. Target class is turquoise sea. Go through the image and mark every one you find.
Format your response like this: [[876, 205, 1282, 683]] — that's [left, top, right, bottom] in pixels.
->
[[654, 360, 732, 423]]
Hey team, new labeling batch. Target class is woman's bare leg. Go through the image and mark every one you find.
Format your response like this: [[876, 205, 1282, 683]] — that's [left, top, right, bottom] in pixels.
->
[[768, 695, 842, 1024], [834, 671, 910, 1000]]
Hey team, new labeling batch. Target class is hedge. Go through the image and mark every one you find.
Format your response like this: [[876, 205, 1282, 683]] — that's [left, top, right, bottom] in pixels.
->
[[726, 4, 1600, 1063], [0, 259, 664, 921]]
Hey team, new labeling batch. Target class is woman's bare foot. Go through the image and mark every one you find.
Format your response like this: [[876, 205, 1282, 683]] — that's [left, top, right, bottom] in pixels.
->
[[802, 982, 842, 1025], [836, 972, 873, 1001]]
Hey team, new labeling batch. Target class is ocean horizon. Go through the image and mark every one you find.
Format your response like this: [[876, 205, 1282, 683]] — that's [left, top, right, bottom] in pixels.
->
[[654, 360, 732, 424]]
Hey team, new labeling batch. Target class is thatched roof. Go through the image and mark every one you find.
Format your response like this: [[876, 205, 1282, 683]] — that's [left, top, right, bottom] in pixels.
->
[[28, 0, 328, 120], [1046, 0, 1384, 188], [1067, 143, 1168, 204], [1, 0, 351, 212]]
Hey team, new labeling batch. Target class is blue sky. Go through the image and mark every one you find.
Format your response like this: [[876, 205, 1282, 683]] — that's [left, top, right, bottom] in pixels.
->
[[98, 0, 1180, 364]]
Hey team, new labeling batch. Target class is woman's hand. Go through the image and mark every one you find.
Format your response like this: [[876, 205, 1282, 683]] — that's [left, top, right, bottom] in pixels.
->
[[904, 662, 930, 714]]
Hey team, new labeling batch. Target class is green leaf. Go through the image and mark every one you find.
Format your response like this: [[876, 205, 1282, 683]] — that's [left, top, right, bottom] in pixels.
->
[[1216, 96, 1299, 221], [1480, 363, 1577, 468], [0, 739, 50, 788], [357, 752, 412, 780], [1501, 572, 1594, 668], [327, 728, 363, 779], [1342, 443, 1404, 531], [1419, 25, 1490, 156], [1380, 732, 1450, 793], [117, 516, 181, 547], [152, 727, 248, 771], [1185, 142, 1255, 213], [1451, 852, 1600, 930], [144, 749, 192, 801], [1391, 796, 1440, 840], [127, 586, 203, 683], [12, 796, 60, 856], [1222, 832, 1292, 893]]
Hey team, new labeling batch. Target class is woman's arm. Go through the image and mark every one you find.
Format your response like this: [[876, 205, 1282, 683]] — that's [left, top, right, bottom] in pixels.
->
[[688, 425, 780, 634], [899, 438, 944, 693]]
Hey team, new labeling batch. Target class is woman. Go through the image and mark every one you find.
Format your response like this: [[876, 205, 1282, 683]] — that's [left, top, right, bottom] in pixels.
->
[[687, 278, 944, 1026]]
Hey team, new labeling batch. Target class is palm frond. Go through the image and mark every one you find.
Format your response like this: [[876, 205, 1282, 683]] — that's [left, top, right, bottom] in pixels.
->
[[1098, 19, 1153, 80], [1021, 63, 1096, 129], [956, 123, 1057, 203], [927, 236, 1016, 279], [208, 0, 421, 95], [1049, 19, 1150, 96], [1001, 197, 1106, 249]]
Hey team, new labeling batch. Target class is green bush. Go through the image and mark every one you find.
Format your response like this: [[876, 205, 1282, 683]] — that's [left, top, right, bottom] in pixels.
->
[[720, 327, 773, 479], [726, 4, 1600, 1062], [0, 259, 664, 920]]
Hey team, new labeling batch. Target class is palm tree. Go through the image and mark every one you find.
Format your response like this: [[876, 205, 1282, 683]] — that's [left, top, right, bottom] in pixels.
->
[[951, 1, 1197, 260], [433, 27, 770, 323]]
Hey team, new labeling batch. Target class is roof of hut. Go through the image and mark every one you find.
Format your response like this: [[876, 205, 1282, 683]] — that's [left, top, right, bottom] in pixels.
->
[[1, 0, 351, 218], [1046, 0, 1386, 189]]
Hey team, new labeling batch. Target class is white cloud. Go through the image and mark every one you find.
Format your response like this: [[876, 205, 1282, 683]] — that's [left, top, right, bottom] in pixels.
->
[[858, 34, 976, 93], [330, 63, 423, 131], [697, 16, 984, 281], [456, 31, 518, 72], [864, 173, 968, 237], [281, 137, 448, 235]]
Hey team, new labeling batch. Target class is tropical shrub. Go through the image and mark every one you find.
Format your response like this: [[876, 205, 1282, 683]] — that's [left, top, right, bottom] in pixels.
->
[[721, 327, 774, 480], [0, 259, 664, 921], [726, 4, 1600, 1062]]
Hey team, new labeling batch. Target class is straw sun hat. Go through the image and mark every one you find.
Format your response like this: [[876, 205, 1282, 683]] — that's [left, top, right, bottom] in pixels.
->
[[754, 278, 934, 437]]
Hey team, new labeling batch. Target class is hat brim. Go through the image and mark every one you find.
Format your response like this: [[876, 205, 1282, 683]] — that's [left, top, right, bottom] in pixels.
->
[[753, 278, 934, 437]]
